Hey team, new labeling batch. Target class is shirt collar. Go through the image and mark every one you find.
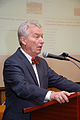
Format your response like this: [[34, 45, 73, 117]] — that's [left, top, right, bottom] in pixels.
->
[[20, 48, 32, 64]]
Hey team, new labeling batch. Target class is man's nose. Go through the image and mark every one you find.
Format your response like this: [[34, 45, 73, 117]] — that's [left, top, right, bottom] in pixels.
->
[[40, 37, 44, 44]]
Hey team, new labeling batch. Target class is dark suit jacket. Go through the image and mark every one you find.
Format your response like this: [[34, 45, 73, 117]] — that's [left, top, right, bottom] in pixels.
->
[[2, 48, 80, 120]]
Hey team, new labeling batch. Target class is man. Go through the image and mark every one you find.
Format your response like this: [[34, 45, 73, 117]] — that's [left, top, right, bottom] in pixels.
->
[[2, 21, 80, 120]]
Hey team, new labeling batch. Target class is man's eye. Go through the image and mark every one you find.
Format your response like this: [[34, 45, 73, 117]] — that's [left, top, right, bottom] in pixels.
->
[[36, 36, 39, 38], [34, 35, 39, 38]]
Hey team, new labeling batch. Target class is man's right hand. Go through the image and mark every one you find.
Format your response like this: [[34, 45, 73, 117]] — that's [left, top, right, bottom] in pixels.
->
[[50, 91, 71, 104]]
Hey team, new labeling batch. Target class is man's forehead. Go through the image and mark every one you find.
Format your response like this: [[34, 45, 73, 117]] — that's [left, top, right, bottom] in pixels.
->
[[28, 26, 43, 34]]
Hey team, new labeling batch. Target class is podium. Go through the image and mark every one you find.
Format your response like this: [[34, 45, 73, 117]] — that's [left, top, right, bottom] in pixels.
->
[[0, 105, 5, 120], [24, 92, 80, 120]]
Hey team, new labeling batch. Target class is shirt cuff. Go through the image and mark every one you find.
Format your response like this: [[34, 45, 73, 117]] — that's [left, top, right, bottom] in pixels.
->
[[44, 91, 52, 101]]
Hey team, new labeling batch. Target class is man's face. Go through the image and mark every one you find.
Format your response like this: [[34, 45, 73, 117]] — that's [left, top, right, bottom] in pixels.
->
[[22, 26, 44, 57]]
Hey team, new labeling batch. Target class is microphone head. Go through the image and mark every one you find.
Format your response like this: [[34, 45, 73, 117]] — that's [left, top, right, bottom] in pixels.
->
[[42, 52, 48, 58]]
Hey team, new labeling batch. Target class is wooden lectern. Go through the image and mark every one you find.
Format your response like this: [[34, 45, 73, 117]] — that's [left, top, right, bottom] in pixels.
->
[[24, 92, 80, 120]]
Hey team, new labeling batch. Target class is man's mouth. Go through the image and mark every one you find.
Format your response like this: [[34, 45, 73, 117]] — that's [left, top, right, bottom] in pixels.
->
[[39, 45, 43, 48]]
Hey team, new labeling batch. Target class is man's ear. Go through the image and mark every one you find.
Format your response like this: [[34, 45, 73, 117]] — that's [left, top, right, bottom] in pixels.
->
[[20, 36, 26, 45]]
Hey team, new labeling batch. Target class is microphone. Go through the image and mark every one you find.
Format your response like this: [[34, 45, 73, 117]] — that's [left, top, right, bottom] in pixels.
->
[[42, 52, 70, 61]]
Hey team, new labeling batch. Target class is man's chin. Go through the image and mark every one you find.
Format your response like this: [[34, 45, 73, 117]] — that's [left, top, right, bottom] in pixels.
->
[[36, 51, 41, 56]]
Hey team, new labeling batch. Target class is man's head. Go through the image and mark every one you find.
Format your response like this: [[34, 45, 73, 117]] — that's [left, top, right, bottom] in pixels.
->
[[18, 21, 44, 57]]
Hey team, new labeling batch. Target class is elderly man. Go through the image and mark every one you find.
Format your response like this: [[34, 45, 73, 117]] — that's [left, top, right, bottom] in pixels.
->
[[2, 21, 80, 120]]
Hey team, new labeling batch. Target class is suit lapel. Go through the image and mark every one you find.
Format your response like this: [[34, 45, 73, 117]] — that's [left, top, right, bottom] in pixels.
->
[[16, 48, 39, 86], [36, 60, 44, 87], [25, 60, 39, 86]]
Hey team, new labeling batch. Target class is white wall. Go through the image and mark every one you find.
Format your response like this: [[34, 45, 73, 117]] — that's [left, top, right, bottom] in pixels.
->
[[0, 0, 80, 55]]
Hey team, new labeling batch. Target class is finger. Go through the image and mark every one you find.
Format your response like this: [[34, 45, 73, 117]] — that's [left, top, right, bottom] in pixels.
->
[[58, 96, 65, 103], [61, 93, 69, 103], [54, 94, 65, 104], [56, 97, 63, 104], [63, 91, 71, 96], [70, 92, 75, 95]]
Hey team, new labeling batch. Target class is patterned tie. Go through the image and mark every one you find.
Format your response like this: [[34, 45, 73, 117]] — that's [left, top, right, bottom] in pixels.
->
[[32, 58, 39, 65]]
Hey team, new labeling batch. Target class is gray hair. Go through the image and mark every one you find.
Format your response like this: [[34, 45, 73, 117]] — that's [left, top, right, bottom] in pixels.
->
[[18, 21, 41, 45]]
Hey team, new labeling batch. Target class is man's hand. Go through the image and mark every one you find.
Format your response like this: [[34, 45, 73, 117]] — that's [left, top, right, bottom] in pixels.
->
[[50, 91, 71, 104]]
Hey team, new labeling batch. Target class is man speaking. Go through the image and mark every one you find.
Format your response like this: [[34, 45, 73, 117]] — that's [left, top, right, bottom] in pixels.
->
[[2, 21, 80, 120]]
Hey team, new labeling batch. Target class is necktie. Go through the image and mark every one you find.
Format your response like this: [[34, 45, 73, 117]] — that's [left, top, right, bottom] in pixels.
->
[[32, 58, 39, 65]]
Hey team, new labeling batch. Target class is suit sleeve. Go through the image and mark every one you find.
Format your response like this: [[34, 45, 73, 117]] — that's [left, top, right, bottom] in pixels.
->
[[47, 64, 80, 92]]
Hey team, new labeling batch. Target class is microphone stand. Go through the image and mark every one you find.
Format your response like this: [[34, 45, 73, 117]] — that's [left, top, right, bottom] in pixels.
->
[[61, 52, 80, 69], [61, 52, 80, 63]]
